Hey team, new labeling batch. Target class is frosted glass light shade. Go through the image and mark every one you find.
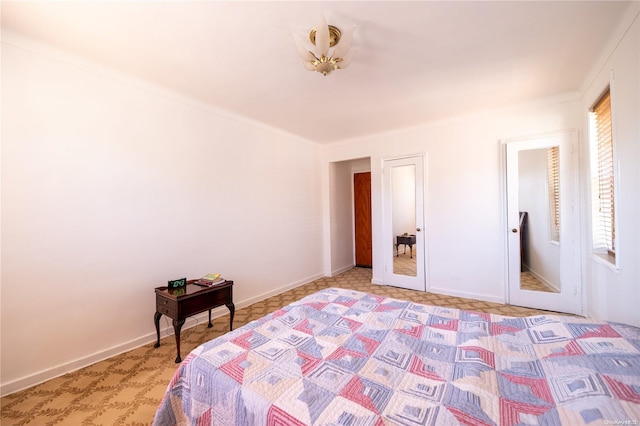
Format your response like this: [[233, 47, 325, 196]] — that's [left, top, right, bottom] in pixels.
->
[[293, 16, 355, 76]]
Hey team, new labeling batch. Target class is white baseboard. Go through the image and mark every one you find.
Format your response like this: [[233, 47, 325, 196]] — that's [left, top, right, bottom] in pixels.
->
[[0, 310, 213, 397], [428, 286, 505, 304], [0, 273, 325, 397], [235, 273, 325, 308], [330, 264, 354, 277]]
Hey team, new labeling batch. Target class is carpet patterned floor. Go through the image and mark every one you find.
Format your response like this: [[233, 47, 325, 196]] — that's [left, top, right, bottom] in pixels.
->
[[393, 249, 417, 276], [1, 267, 567, 425], [520, 270, 559, 293]]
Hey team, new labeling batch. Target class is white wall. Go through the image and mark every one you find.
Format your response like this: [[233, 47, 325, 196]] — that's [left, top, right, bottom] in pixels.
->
[[1, 38, 325, 394], [328, 161, 354, 274], [580, 10, 640, 327], [325, 99, 581, 303]]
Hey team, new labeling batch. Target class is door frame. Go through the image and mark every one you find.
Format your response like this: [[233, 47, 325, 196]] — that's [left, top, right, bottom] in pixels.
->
[[382, 154, 427, 291], [502, 130, 583, 315]]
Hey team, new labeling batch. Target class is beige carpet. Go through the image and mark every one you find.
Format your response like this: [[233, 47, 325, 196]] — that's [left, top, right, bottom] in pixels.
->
[[393, 247, 417, 276], [520, 270, 559, 293], [1, 267, 567, 425]]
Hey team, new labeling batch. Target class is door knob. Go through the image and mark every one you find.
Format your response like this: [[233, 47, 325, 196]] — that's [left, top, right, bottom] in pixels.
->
[[512, 228, 518, 233], [416, 228, 421, 232]]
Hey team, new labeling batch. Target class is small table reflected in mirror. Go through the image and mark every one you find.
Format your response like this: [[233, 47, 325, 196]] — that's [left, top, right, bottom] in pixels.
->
[[396, 234, 416, 258]]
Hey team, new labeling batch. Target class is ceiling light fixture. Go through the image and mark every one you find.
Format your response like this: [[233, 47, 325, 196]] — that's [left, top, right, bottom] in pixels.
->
[[292, 15, 355, 76]]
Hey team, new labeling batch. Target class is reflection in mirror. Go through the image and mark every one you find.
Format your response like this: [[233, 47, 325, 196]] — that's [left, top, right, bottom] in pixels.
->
[[392, 165, 417, 276], [518, 147, 560, 293]]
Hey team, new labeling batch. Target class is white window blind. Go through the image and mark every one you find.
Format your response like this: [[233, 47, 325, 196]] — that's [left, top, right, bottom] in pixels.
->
[[590, 88, 616, 259], [547, 146, 560, 242]]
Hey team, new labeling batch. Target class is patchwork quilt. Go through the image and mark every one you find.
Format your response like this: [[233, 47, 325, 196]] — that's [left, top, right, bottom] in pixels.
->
[[153, 288, 640, 425]]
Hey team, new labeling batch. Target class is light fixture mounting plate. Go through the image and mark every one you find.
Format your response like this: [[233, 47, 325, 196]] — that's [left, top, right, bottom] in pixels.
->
[[310, 25, 342, 47]]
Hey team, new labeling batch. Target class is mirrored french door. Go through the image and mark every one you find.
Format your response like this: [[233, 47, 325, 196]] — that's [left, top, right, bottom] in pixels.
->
[[505, 130, 582, 315], [383, 155, 426, 291]]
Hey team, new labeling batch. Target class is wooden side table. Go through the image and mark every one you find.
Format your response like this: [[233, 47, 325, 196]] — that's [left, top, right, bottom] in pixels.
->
[[154, 280, 234, 363]]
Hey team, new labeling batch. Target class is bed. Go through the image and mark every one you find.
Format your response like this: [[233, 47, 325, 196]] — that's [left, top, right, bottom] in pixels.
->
[[153, 287, 640, 425]]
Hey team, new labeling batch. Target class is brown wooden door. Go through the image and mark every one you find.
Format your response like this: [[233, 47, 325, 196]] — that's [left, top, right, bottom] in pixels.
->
[[354, 172, 372, 267]]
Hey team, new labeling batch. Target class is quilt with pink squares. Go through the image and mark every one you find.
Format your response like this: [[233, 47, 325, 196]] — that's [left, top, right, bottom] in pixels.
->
[[153, 288, 640, 425]]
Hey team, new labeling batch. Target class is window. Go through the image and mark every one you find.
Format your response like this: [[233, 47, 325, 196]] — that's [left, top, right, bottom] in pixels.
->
[[547, 146, 560, 242], [589, 88, 616, 262]]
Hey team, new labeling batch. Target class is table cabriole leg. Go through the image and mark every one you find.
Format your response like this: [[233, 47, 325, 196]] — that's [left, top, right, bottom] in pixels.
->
[[153, 311, 162, 348], [226, 303, 235, 331], [173, 318, 186, 363]]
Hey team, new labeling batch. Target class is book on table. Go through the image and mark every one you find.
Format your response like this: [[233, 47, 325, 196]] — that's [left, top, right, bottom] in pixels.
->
[[194, 273, 225, 286]]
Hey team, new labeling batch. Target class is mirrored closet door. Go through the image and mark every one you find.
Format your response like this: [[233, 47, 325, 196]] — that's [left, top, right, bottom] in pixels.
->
[[505, 130, 581, 315], [383, 155, 426, 291]]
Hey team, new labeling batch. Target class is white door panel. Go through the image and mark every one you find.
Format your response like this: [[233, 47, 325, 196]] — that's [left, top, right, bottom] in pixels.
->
[[383, 155, 426, 291], [505, 131, 581, 315]]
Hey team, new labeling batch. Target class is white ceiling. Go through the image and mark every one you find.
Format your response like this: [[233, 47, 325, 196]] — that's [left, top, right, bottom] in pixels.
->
[[1, 1, 633, 144]]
